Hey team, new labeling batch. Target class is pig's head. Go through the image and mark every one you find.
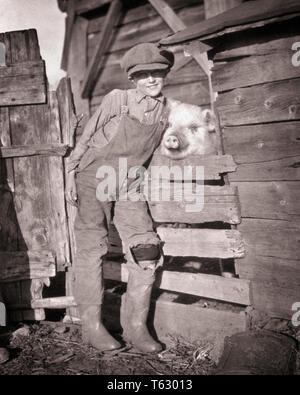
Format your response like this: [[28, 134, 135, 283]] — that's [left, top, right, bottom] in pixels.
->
[[159, 102, 217, 159]]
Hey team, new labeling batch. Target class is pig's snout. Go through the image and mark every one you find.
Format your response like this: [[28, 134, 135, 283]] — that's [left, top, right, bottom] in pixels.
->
[[164, 135, 180, 150]]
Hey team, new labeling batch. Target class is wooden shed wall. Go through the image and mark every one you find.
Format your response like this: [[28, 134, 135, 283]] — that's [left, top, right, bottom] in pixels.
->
[[81, 0, 210, 114], [210, 17, 300, 319]]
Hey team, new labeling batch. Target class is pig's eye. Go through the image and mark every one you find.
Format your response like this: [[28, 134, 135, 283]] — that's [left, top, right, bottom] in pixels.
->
[[189, 124, 198, 133], [165, 121, 172, 129]]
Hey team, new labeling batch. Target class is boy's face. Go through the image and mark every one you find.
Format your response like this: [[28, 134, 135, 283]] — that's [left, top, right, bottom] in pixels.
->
[[130, 69, 167, 98]]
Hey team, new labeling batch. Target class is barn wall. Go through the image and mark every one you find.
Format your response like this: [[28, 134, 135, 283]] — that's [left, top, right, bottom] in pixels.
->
[[83, 0, 209, 114], [210, 17, 300, 319]]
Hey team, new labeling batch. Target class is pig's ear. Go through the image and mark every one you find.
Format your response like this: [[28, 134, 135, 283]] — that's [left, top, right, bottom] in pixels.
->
[[202, 109, 216, 133]]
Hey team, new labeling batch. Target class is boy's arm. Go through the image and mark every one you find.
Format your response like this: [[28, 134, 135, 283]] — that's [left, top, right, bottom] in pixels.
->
[[66, 89, 125, 172]]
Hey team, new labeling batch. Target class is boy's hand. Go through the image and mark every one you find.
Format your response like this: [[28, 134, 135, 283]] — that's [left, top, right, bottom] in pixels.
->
[[65, 171, 78, 207]]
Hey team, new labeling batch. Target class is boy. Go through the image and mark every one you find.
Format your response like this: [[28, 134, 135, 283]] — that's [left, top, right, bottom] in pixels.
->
[[66, 43, 174, 353]]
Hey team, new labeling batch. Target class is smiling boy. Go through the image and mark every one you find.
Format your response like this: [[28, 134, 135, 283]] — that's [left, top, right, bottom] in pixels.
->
[[65, 43, 174, 353]]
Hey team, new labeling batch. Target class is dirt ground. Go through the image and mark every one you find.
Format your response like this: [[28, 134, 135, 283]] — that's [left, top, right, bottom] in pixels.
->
[[0, 321, 216, 375]]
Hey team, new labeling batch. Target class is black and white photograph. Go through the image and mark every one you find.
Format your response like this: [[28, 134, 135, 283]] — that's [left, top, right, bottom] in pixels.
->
[[0, 0, 299, 379]]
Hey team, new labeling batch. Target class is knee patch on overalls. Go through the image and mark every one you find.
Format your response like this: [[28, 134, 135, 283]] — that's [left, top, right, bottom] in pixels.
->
[[131, 244, 161, 262]]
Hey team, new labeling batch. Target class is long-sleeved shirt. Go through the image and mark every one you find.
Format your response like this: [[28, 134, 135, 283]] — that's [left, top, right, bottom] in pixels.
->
[[67, 88, 167, 172]]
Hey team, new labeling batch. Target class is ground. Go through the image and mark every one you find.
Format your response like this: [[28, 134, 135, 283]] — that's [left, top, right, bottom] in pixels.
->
[[0, 321, 216, 375]]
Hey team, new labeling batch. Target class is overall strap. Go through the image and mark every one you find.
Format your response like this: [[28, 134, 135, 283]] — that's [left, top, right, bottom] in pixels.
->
[[120, 90, 129, 115]]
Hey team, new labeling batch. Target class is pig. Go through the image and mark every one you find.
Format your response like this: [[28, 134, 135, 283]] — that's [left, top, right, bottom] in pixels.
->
[[159, 101, 217, 159]]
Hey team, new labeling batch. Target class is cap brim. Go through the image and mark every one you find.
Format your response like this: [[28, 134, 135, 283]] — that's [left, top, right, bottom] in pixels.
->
[[128, 63, 169, 76]]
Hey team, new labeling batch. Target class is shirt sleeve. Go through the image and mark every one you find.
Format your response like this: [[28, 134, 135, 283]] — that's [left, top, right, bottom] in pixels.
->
[[66, 89, 125, 172]]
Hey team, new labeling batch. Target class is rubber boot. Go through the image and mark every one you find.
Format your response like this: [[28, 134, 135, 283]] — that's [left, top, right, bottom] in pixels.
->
[[122, 265, 162, 353], [79, 304, 121, 352]]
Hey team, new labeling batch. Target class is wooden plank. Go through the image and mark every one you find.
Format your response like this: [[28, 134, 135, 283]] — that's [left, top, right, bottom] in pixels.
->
[[81, 0, 123, 99], [75, 0, 111, 14], [159, 0, 300, 46], [212, 50, 300, 92], [231, 181, 300, 220], [236, 253, 300, 289], [148, 185, 241, 224], [204, 0, 242, 19], [0, 143, 68, 158], [222, 122, 300, 164], [0, 60, 46, 106], [0, 250, 56, 282], [216, 79, 300, 126], [148, 0, 186, 31], [228, 156, 300, 182], [0, 107, 14, 192], [157, 227, 245, 258], [214, 33, 300, 61], [87, 0, 202, 33], [249, 282, 299, 319], [61, 0, 76, 71], [88, 5, 204, 56], [238, 218, 300, 261], [47, 91, 71, 270], [67, 17, 90, 122], [149, 153, 237, 180]]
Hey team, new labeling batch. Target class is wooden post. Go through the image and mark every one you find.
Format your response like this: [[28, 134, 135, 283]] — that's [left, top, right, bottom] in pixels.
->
[[204, 0, 243, 19]]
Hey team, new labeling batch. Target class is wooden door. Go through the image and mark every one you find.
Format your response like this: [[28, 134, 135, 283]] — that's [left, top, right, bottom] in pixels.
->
[[0, 29, 72, 321]]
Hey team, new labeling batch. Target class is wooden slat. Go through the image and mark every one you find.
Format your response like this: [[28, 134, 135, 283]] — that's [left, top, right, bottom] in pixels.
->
[[0, 60, 46, 106], [236, 253, 300, 288], [81, 0, 123, 98], [213, 50, 300, 92], [238, 218, 300, 261], [204, 0, 242, 19], [228, 156, 300, 182], [159, 0, 300, 46], [214, 34, 300, 61], [27, 259, 250, 306], [0, 143, 68, 158], [217, 79, 300, 126], [75, 0, 111, 14], [222, 122, 300, 165], [232, 181, 300, 220], [61, 0, 76, 71], [148, 185, 241, 224], [149, 153, 237, 180], [157, 227, 245, 258], [0, 250, 56, 282]]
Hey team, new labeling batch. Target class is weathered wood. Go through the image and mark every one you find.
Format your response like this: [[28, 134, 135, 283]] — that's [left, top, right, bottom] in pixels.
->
[[67, 17, 90, 123], [222, 122, 300, 164], [249, 282, 300, 319], [47, 91, 71, 270], [159, 0, 300, 46], [81, 0, 123, 99], [214, 33, 300, 61], [61, 0, 76, 71], [0, 107, 14, 192], [0, 143, 68, 158], [228, 156, 300, 182], [231, 181, 300, 220], [213, 50, 300, 92], [238, 218, 300, 261], [0, 250, 56, 282], [217, 79, 300, 126], [149, 153, 237, 180], [87, 0, 202, 33], [7, 29, 42, 64], [148, 185, 241, 224], [204, 0, 242, 19], [157, 227, 245, 259], [236, 253, 300, 289], [88, 5, 204, 56], [0, 60, 46, 106], [75, 0, 111, 14], [148, 0, 186, 31]]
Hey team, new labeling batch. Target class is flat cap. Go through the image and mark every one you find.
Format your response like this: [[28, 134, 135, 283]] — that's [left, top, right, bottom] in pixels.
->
[[121, 43, 174, 76]]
